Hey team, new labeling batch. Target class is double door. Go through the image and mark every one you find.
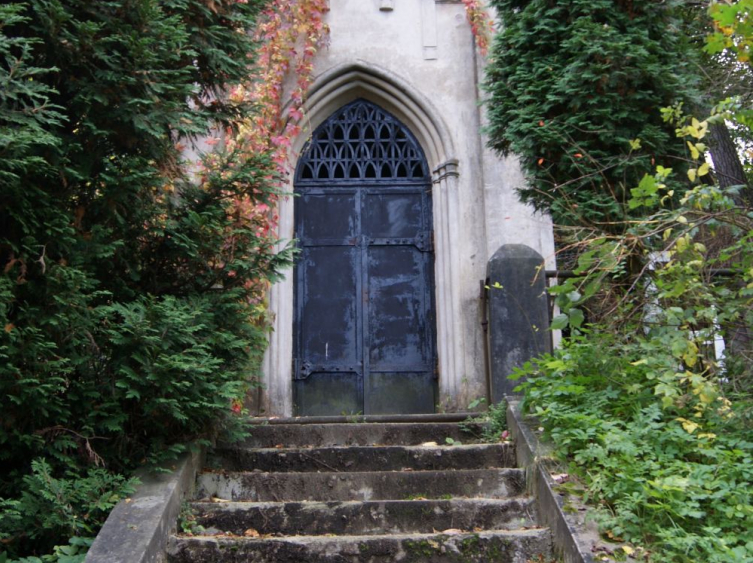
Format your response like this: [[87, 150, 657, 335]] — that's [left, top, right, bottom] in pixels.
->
[[293, 184, 437, 415]]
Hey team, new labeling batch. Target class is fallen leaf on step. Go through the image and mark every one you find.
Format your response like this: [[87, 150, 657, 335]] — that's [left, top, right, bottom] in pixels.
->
[[244, 528, 260, 537], [441, 529, 463, 535], [420, 441, 438, 447], [401, 467, 414, 471], [605, 530, 624, 542], [211, 497, 232, 503]]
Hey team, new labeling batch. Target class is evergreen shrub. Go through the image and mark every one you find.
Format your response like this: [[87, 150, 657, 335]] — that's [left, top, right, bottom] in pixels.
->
[[484, 0, 698, 226], [0, 1, 291, 558]]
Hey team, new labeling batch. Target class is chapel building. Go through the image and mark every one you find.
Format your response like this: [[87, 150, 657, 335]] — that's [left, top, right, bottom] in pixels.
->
[[260, 0, 555, 417]]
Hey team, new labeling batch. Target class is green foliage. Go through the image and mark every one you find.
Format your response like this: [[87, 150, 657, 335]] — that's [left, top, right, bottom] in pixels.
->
[[0, 460, 135, 554], [0, 537, 93, 563], [485, 2, 753, 560], [469, 399, 509, 444], [515, 330, 752, 562], [459, 399, 509, 443], [707, 0, 753, 65], [0, 4, 63, 183], [513, 109, 753, 560], [178, 502, 204, 536], [706, 0, 753, 143], [0, 0, 292, 559], [483, 399, 508, 441], [484, 0, 698, 226]]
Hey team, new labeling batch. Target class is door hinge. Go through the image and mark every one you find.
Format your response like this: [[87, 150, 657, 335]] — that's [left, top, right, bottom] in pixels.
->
[[415, 231, 434, 253], [293, 358, 314, 380]]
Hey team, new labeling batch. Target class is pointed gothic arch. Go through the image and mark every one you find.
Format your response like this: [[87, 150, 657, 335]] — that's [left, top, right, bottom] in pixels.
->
[[290, 63, 454, 169], [263, 65, 465, 417], [292, 99, 437, 416]]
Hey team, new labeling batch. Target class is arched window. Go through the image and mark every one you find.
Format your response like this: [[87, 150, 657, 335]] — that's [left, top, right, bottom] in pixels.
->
[[297, 99, 429, 182]]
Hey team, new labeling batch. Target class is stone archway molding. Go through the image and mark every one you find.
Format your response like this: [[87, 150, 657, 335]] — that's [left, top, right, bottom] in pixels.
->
[[290, 62, 454, 168], [263, 62, 466, 416]]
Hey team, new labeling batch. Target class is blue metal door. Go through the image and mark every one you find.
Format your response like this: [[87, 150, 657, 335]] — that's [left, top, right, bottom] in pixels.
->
[[293, 100, 437, 416]]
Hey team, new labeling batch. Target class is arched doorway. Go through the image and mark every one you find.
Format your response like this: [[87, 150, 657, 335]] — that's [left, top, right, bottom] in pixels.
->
[[293, 99, 437, 416]]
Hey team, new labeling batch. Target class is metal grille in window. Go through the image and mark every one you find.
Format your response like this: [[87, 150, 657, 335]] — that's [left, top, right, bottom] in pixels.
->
[[297, 99, 429, 181]]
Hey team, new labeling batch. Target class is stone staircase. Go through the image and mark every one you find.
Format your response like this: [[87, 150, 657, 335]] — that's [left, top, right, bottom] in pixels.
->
[[167, 418, 552, 562]]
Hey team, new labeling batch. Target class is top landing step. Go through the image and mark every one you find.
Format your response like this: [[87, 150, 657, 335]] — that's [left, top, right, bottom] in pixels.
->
[[248, 412, 483, 425], [240, 415, 490, 448]]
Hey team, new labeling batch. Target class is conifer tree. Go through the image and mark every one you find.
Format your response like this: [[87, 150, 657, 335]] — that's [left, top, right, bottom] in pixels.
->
[[1, 1, 291, 556], [484, 0, 698, 227]]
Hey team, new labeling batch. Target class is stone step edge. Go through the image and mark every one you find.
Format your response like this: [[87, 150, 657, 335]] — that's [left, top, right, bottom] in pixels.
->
[[197, 467, 525, 479], [212, 442, 511, 454], [248, 413, 485, 425], [187, 498, 537, 536], [172, 527, 549, 543], [196, 468, 526, 503], [168, 529, 552, 563], [207, 442, 516, 470], [189, 497, 535, 510], [237, 421, 493, 448]]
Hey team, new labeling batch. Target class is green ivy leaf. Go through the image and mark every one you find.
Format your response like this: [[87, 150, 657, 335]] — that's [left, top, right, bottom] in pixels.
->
[[550, 314, 569, 330], [569, 308, 585, 329]]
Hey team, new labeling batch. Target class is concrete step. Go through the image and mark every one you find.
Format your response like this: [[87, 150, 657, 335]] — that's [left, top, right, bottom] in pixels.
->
[[248, 413, 481, 425], [179, 420, 551, 563], [238, 422, 487, 448], [189, 498, 537, 536], [196, 468, 526, 502], [207, 443, 516, 473], [168, 528, 551, 563]]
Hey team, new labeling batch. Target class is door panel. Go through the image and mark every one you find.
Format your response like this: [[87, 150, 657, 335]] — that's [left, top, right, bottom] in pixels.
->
[[363, 193, 423, 238], [365, 372, 435, 415], [366, 246, 426, 368], [299, 193, 357, 240], [295, 372, 361, 417], [300, 245, 360, 366]]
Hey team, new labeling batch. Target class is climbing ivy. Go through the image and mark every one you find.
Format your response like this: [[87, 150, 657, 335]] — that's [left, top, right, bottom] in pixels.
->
[[461, 0, 494, 56]]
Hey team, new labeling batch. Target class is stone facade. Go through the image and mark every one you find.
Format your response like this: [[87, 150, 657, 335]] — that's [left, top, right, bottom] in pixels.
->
[[261, 0, 555, 416]]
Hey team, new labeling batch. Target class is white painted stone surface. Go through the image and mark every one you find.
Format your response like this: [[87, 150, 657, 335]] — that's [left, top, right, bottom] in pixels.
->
[[261, 0, 555, 416]]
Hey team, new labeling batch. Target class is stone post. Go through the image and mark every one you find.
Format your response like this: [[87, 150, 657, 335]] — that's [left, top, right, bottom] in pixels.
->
[[486, 244, 550, 402]]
